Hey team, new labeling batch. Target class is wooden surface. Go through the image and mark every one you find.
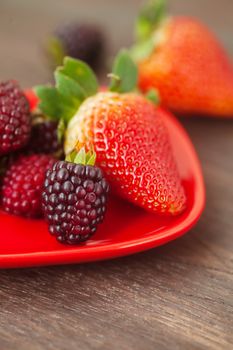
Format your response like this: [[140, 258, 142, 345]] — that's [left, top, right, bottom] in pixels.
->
[[0, 1, 233, 349]]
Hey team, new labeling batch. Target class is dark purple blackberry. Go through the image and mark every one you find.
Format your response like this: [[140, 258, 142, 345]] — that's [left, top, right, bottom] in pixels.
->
[[0, 80, 31, 156], [42, 157, 109, 244], [0, 156, 9, 184], [49, 23, 105, 71], [27, 120, 62, 155]]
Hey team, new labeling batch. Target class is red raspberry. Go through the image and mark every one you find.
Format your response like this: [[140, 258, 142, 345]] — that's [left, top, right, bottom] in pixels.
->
[[0, 81, 31, 155], [42, 160, 109, 244], [1, 154, 56, 218]]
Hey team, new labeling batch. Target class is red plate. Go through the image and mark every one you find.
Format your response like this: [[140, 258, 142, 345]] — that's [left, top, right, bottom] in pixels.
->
[[0, 112, 205, 268]]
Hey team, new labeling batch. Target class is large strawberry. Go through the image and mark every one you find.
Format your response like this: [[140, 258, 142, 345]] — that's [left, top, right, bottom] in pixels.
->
[[131, 0, 233, 117], [35, 52, 186, 215]]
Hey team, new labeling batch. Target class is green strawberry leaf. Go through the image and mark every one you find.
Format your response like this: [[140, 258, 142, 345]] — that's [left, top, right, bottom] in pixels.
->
[[55, 69, 86, 101], [35, 56, 99, 124], [136, 17, 154, 42], [130, 37, 155, 62], [74, 147, 86, 165], [35, 85, 78, 123], [146, 89, 160, 105], [46, 36, 65, 67], [86, 149, 96, 166], [57, 118, 66, 143], [59, 98, 80, 123], [65, 149, 77, 163], [136, 0, 167, 41], [35, 86, 61, 120], [61, 57, 98, 97], [66, 147, 96, 166], [109, 49, 138, 93]]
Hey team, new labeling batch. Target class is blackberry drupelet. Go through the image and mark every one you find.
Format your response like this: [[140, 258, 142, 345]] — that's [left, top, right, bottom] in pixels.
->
[[28, 120, 62, 155], [0, 81, 31, 155], [1, 154, 56, 218], [42, 151, 109, 244], [49, 23, 105, 71]]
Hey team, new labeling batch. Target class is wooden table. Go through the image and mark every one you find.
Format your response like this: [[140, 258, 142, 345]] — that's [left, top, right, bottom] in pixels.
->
[[0, 1, 233, 349]]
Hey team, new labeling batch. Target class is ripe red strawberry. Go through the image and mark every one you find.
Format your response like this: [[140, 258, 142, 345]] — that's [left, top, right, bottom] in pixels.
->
[[0, 81, 31, 155], [66, 93, 186, 214], [132, 0, 233, 117], [36, 52, 186, 215], [24, 89, 39, 112], [1, 154, 56, 218]]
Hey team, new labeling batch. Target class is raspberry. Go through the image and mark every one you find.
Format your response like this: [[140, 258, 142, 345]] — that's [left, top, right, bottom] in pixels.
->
[[27, 120, 62, 155], [42, 160, 109, 244], [1, 154, 56, 218], [51, 23, 105, 71], [0, 81, 31, 155]]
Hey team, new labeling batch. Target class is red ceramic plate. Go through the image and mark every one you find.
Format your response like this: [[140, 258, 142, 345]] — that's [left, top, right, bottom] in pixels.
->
[[0, 112, 205, 268]]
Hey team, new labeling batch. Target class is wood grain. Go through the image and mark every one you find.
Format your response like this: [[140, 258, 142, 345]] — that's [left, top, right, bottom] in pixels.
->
[[0, 1, 233, 349]]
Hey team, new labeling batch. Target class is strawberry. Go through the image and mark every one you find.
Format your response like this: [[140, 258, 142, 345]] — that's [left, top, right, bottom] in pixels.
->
[[24, 89, 39, 112], [131, 0, 233, 117], [35, 52, 186, 215]]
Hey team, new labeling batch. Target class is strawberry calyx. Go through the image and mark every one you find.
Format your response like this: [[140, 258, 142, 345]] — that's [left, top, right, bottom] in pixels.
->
[[109, 49, 138, 93], [46, 36, 66, 67], [145, 89, 160, 105], [136, 0, 167, 41], [66, 143, 96, 166], [34, 51, 139, 126], [131, 0, 168, 61], [35, 57, 98, 125], [34, 50, 159, 143]]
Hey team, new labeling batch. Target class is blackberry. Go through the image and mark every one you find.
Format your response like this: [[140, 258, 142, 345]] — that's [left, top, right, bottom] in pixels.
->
[[27, 119, 62, 155], [0, 80, 31, 155], [0, 156, 10, 184], [1, 154, 56, 218], [42, 149, 109, 244], [48, 23, 105, 71]]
